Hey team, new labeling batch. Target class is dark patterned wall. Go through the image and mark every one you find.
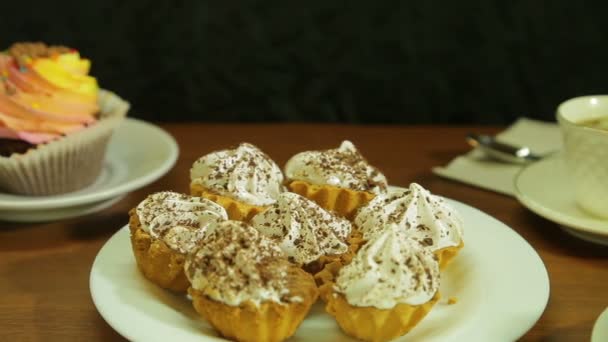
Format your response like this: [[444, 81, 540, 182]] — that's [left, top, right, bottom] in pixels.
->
[[3, 1, 608, 123]]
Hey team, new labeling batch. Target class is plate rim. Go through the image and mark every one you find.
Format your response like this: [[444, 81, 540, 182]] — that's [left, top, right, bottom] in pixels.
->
[[0, 195, 126, 222], [0, 118, 179, 210], [514, 154, 608, 236], [592, 307, 608, 342], [90, 195, 550, 342]]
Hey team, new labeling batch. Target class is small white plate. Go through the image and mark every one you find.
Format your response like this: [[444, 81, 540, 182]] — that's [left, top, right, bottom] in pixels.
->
[[592, 307, 608, 342], [514, 155, 608, 245], [0, 118, 179, 211], [0, 195, 125, 222], [90, 197, 550, 342]]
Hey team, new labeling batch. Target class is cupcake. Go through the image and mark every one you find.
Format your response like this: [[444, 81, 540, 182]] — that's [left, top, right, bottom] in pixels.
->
[[284, 140, 387, 218], [190, 143, 284, 221], [249, 192, 354, 274], [129, 191, 228, 292], [186, 220, 318, 342], [322, 227, 440, 342], [354, 183, 464, 269], [0, 42, 128, 195]]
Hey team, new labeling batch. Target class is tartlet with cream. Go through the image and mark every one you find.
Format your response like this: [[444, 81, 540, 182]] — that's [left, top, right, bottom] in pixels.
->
[[322, 227, 441, 342], [250, 192, 355, 274], [284, 140, 387, 218], [129, 191, 228, 292], [354, 183, 464, 269], [186, 220, 318, 342], [190, 143, 284, 221]]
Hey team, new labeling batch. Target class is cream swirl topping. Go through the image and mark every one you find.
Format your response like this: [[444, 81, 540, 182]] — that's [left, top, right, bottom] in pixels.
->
[[335, 226, 440, 308], [354, 183, 463, 250], [250, 192, 352, 265], [190, 143, 284, 206], [135, 191, 228, 254], [185, 220, 301, 306], [284, 140, 388, 194]]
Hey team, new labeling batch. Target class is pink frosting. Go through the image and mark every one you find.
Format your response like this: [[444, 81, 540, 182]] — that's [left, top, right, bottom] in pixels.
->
[[0, 127, 57, 144], [0, 53, 97, 145]]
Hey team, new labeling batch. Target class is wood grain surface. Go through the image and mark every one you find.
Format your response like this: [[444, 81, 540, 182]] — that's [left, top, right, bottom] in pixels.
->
[[1, 123, 607, 342]]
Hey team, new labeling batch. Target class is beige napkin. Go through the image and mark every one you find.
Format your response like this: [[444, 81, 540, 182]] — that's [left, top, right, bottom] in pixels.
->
[[432, 118, 562, 196]]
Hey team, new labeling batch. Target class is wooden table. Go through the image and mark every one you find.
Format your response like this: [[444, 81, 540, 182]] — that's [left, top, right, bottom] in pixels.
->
[[1, 124, 607, 342]]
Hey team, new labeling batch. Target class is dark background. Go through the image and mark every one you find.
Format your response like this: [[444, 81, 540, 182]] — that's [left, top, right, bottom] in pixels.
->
[[3, 1, 608, 124]]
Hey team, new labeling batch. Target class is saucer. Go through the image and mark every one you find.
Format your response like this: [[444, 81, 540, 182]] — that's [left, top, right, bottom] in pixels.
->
[[0, 195, 125, 222], [592, 307, 608, 342], [0, 118, 179, 221], [514, 154, 608, 245]]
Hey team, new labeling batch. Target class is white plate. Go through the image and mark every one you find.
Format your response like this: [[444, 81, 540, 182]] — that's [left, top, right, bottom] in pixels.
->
[[90, 197, 550, 342], [0, 195, 125, 222], [514, 155, 608, 244], [592, 307, 608, 342], [0, 118, 179, 211]]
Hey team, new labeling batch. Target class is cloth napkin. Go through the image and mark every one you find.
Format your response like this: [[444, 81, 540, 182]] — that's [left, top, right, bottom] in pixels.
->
[[432, 118, 562, 196]]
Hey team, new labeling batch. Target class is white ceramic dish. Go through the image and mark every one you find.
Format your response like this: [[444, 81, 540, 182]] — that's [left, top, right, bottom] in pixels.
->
[[557, 95, 608, 219], [90, 197, 550, 342], [0, 195, 125, 222], [0, 119, 179, 213], [514, 154, 608, 245], [592, 307, 608, 342]]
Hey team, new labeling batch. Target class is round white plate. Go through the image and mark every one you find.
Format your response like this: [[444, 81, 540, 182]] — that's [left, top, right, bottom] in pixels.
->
[[0, 118, 178, 211], [90, 198, 550, 342], [514, 155, 608, 244], [592, 307, 608, 342], [0, 195, 125, 222]]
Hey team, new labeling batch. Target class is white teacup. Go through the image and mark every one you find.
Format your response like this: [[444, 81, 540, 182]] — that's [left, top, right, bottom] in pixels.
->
[[557, 95, 608, 219]]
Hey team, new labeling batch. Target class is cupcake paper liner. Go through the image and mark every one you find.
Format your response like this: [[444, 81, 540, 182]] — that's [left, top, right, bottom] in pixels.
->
[[190, 183, 267, 221], [286, 180, 375, 219], [0, 89, 129, 195]]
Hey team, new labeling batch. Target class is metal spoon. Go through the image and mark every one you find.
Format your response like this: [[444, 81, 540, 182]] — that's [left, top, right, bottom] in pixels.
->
[[466, 133, 543, 164]]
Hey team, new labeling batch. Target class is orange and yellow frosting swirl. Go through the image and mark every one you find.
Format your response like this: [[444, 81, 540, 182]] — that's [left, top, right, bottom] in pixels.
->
[[0, 42, 99, 144]]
